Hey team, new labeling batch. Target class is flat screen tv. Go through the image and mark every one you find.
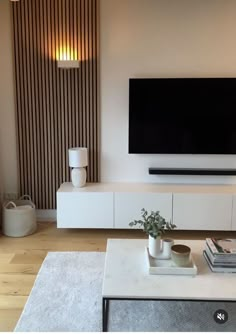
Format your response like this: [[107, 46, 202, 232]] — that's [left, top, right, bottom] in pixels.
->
[[129, 78, 236, 154]]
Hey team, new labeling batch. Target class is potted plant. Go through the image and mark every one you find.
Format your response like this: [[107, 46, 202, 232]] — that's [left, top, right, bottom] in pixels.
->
[[129, 208, 176, 258]]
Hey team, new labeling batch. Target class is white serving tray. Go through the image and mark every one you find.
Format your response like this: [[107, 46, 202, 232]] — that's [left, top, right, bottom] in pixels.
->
[[145, 247, 198, 276]]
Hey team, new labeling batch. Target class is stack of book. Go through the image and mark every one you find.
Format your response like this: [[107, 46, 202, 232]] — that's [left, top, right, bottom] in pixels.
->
[[203, 238, 236, 273]]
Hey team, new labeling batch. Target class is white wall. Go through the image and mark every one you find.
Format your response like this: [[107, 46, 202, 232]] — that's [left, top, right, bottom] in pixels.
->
[[0, 0, 18, 193], [100, 0, 236, 184], [2, 0, 236, 191]]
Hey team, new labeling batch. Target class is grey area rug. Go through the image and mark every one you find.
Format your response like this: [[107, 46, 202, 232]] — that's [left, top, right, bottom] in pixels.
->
[[14, 251, 236, 332]]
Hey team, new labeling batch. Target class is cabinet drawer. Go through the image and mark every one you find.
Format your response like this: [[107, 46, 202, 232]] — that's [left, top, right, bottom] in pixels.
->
[[114, 193, 172, 229], [57, 192, 113, 228], [173, 194, 232, 230]]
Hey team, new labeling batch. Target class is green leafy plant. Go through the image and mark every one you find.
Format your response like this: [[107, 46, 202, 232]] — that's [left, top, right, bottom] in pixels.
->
[[129, 208, 176, 239]]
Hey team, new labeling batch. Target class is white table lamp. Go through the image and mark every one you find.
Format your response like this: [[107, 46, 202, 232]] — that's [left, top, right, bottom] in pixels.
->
[[69, 147, 88, 187]]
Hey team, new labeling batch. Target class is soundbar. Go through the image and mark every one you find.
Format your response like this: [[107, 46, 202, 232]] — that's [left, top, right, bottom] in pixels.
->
[[149, 168, 236, 176]]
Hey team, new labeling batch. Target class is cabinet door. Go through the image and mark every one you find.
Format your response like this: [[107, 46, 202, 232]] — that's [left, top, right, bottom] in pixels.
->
[[114, 193, 172, 229], [173, 194, 232, 230], [231, 195, 236, 231], [57, 192, 113, 228]]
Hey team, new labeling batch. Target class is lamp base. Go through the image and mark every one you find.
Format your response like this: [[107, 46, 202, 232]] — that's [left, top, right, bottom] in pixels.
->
[[71, 167, 87, 187]]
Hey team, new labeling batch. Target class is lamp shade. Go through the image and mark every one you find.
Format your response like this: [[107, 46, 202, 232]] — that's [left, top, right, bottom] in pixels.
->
[[69, 147, 88, 167]]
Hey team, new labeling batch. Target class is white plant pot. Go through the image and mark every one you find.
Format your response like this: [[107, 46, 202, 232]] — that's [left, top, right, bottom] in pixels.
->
[[148, 235, 161, 258], [159, 238, 174, 259]]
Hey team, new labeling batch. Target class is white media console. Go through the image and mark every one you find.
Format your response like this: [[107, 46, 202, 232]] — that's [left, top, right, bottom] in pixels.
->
[[57, 182, 236, 230]]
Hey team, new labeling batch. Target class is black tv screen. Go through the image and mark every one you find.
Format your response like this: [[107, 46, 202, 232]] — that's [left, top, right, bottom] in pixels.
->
[[129, 78, 236, 154]]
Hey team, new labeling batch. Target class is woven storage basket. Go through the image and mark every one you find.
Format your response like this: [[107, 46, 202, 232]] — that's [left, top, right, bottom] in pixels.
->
[[2, 195, 37, 237]]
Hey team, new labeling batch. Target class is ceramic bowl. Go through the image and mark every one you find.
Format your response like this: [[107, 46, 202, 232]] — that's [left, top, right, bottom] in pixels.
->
[[171, 244, 191, 267]]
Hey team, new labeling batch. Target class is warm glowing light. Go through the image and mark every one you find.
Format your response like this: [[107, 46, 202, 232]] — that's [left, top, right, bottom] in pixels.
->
[[56, 45, 79, 62]]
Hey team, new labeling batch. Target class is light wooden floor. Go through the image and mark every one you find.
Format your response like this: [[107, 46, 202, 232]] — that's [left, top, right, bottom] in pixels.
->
[[1, 221, 236, 332]]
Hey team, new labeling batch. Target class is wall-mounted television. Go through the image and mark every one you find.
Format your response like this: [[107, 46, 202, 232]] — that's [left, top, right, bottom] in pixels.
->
[[129, 78, 236, 154]]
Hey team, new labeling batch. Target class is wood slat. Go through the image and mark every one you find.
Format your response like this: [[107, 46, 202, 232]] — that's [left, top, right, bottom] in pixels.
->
[[12, 0, 100, 209]]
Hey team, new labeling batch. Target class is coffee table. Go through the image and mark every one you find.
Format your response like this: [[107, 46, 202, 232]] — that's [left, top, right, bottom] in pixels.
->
[[102, 238, 236, 332]]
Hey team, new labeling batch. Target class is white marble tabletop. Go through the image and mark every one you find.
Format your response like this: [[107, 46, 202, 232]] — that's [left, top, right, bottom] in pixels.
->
[[102, 239, 236, 300]]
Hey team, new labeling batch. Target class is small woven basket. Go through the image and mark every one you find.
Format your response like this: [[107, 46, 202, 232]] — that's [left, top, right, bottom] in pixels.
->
[[2, 195, 37, 237]]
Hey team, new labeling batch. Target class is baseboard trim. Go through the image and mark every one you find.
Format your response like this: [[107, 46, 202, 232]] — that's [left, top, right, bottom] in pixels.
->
[[36, 209, 57, 221]]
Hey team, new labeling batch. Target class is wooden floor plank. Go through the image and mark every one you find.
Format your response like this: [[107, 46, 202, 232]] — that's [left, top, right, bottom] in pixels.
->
[[0, 264, 41, 274], [0, 309, 22, 332], [10, 253, 47, 264], [0, 254, 14, 263], [0, 274, 36, 296], [0, 295, 28, 308]]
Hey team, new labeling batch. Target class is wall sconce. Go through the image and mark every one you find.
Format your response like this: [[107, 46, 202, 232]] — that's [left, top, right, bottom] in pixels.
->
[[56, 47, 79, 69], [57, 60, 79, 69]]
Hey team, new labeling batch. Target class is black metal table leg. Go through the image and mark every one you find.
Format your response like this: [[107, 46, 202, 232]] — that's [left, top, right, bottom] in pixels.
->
[[102, 298, 109, 332]]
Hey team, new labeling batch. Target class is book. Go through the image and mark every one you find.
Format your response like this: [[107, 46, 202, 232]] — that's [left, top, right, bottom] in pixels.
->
[[205, 244, 236, 266], [205, 241, 236, 262], [206, 238, 236, 257], [203, 250, 236, 273]]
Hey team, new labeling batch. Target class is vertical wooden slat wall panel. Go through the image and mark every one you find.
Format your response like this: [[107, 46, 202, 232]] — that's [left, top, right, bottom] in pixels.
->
[[95, 0, 100, 182], [12, 0, 100, 209]]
